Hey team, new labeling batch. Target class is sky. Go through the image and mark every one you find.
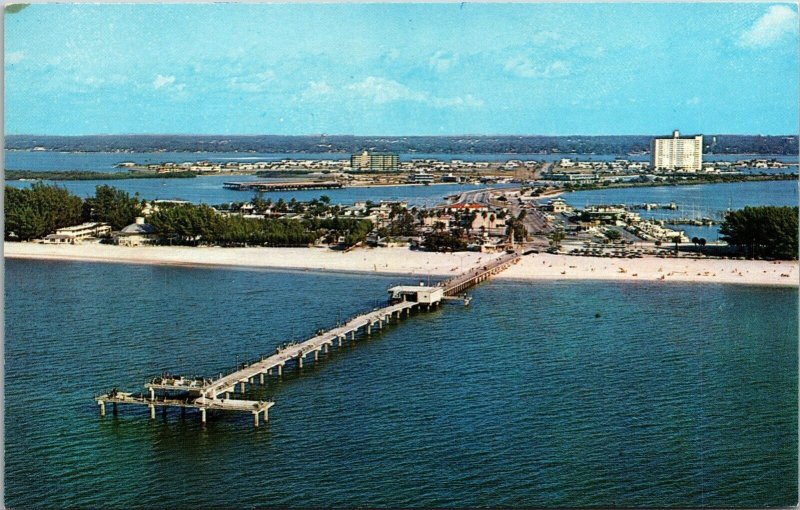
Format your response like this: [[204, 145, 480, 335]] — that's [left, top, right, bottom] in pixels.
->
[[4, 3, 799, 136]]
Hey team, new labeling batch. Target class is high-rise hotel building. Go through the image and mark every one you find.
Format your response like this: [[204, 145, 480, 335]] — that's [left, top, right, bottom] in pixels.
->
[[651, 130, 703, 171], [350, 150, 399, 172]]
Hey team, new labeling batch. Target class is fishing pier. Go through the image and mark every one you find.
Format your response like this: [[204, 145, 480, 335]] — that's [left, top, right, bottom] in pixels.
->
[[440, 251, 521, 296], [96, 253, 520, 427]]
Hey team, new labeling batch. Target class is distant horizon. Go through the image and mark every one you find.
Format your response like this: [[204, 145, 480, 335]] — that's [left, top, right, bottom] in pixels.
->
[[6, 132, 798, 138]]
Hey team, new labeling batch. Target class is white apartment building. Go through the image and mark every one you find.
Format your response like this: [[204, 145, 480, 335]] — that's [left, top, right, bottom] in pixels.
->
[[651, 130, 703, 171]]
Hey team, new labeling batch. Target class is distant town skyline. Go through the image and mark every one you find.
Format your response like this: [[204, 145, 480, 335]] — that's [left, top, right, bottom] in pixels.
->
[[4, 3, 799, 136]]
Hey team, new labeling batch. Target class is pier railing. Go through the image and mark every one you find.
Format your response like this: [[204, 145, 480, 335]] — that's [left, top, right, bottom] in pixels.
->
[[440, 251, 520, 296], [95, 253, 520, 428]]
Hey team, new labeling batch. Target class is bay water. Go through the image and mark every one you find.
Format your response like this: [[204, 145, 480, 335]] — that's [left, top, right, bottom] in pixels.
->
[[4, 259, 797, 507]]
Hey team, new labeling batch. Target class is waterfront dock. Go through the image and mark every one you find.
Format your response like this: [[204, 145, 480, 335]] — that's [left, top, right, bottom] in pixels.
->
[[96, 253, 519, 427], [223, 180, 343, 192]]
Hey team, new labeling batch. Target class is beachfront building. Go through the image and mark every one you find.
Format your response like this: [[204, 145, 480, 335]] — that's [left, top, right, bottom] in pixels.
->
[[43, 222, 111, 244], [350, 150, 400, 172], [544, 198, 572, 214], [651, 130, 703, 172], [406, 171, 435, 184], [113, 217, 157, 247]]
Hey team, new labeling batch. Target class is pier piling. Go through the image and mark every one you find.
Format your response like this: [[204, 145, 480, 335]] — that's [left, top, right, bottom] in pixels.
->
[[94, 253, 520, 428]]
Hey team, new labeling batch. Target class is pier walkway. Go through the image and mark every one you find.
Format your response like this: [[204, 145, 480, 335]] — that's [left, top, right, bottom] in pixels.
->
[[96, 252, 519, 427], [439, 251, 521, 296]]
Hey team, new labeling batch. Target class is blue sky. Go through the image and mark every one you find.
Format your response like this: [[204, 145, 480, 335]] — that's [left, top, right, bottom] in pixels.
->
[[4, 3, 799, 135]]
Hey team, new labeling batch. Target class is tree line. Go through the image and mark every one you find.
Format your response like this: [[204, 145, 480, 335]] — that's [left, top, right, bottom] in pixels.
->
[[719, 206, 798, 260], [149, 204, 372, 247], [8, 134, 798, 155], [5, 183, 372, 247], [5, 183, 144, 241]]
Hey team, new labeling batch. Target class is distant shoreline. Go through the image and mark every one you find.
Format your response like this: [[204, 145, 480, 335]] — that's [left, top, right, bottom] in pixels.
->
[[5, 243, 797, 288], [6, 133, 799, 157]]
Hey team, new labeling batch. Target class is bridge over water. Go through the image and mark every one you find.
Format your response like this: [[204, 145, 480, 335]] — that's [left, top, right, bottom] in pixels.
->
[[96, 251, 520, 427]]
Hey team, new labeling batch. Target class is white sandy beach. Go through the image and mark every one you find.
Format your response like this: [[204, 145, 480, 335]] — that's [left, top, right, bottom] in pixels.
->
[[4, 242, 798, 287], [3, 242, 495, 278], [498, 253, 799, 287]]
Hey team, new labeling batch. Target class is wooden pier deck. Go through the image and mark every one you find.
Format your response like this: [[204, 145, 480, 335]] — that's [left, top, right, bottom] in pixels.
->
[[439, 251, 521, 296], [95, 253, 519, 427]]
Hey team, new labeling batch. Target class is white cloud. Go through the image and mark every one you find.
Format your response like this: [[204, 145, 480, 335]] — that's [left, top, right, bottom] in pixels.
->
[[739, 5, 798, 48], [428, 51, 458, 73], [153, 74, 176, 89], [504, 57, 570, 79], [686, 96, 701, 106], [346, 76, 427, 104], [229, 70, 275, 93], [6, 51, 25, 65], [345, 76, 482, 109], [429, 94, 484, 108], [301, 80, 334, 100], [74, 75, 101, 86]]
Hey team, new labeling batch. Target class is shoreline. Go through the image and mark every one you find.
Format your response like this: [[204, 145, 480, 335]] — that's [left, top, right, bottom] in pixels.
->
[[5, 243, 798, 288]]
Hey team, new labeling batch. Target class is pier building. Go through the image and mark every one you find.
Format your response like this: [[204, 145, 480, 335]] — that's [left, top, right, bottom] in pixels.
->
[[95, 252, 520, 428]]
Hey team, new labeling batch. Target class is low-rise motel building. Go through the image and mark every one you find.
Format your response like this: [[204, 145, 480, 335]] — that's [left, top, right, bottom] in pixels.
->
[[43, 222, 111, 244], [651, 130, 703, 172]]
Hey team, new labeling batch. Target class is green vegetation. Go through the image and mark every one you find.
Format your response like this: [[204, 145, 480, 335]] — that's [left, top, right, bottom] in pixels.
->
[[84, 185, 144, 230], [4, 184, 373, 248], [605, 229, 622, 241], [506, 217, 528, 242], [549, 229, 565, 249], [149, 203, 372, 247], [306, 217, 373, 247], [423, 230, 467, 252], [378, 208, 417, 238], [8, 133, 798, 155], [6, 170, 197, 181], [719, 206, 798, 260], [5, 183, 83, 241]]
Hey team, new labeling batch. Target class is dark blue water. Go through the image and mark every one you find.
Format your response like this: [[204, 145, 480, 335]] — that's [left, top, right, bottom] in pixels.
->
[[4, 176, 505, 207], [564, 180, 798, 214], [562, 180, 799, 240], [4, 259, 797, 508], [5, 150, 796, 173]]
